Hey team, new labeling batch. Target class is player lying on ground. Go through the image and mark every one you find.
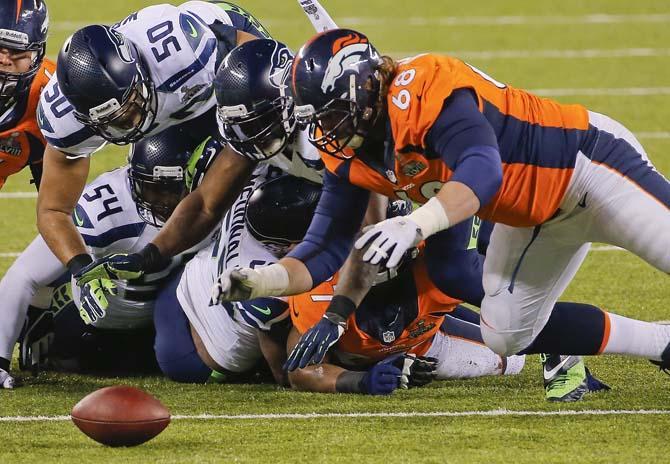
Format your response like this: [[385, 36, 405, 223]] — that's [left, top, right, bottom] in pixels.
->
[[152, 174, 323, 385], [0, 126, 210, 388], [0, 0, 52, 190], [213, 28, 670, 379], [242, 175, 607, 398]]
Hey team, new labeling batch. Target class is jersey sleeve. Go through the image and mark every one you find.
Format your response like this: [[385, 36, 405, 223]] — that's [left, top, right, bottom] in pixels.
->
[[287, 170, 370, 286], [181, 1, 272, 39], [37, 75, 103, 158], [387, 55, 461, 151], [234, 297, 289, 331]]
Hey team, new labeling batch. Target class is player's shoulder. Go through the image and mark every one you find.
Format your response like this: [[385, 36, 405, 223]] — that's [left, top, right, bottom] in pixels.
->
[[37, 73, 102, 157], [387, 54, 462, 149], [74, 167, 146, 248]]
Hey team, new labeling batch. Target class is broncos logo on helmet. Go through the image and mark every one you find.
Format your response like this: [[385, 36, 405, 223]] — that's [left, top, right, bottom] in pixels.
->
[[292, 29, 382, 157], [321, 32, 373, 93]]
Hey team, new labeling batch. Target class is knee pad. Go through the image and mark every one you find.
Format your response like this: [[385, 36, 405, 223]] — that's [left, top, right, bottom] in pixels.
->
[[480, 294, 535, 357]]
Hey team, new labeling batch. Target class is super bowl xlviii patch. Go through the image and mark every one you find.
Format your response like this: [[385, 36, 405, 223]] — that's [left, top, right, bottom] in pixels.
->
[[0, 132, 21, 157], [181, 83, 207, 103], [401, 160, 427, 177]]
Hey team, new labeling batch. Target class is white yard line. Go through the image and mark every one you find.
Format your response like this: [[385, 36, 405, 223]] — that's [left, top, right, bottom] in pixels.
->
[[0, 192, 37, 198], [50, 14, 670, 31], [1, 409, 670, 422]]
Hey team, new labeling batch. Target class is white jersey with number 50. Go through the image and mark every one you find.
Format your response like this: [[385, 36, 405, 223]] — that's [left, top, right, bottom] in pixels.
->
[[37, 1, 237, 157]]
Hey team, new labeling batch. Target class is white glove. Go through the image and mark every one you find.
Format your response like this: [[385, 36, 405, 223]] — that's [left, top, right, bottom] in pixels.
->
[[354, 217, 423, 268], [0, 368, 15, 389], [210, 264, 289, 305]]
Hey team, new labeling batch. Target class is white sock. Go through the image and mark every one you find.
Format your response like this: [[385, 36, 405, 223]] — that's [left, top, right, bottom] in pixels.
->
[[601, 312, 670, 361], [503, 355, 526, 375]]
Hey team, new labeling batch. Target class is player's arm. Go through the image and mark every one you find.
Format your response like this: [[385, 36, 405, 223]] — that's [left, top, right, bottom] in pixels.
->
[[152, 145, 255, 258], [36, 144, 91, 271], [210, 170, 370, 302], [286, 326, 413, 395], [357, 89, 502, 268], [283, 194, 386, 371]]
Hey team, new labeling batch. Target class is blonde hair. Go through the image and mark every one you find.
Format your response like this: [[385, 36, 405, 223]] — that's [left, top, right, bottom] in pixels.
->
[[375, 55, 398, 109]]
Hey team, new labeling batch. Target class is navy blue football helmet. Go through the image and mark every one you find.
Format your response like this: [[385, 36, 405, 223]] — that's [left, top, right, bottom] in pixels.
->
[[214, 39, 295, 160], [245, 175, 322, 257], [0, 0, 48, 102], [292, 29, 381, 157], [57, 25, 157, 145], [128, 126, 194, 227]]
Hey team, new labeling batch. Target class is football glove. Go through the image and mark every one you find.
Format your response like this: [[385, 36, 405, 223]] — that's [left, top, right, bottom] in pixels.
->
[[18, 309, 55, 374], [285, 312, 347, 371], [355, 217, 423, 268], [0, 367, 14, 389], [74, 253, 145, 285], [363, 356, 404, 395], [210, 264, 289, 305], [395, 353, 438, 389], [78, 279, 117, 325]]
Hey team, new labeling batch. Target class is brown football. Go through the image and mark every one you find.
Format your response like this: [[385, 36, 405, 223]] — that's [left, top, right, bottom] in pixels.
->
[[71, 386, 171, 447]]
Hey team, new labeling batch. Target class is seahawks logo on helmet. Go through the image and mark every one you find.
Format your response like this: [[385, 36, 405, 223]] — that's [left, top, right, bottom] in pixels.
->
[[268, 42, 292, 91], [105, 27, 134, 64]]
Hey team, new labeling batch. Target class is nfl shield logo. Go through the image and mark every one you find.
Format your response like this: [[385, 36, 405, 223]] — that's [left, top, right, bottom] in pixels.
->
[[382, 331, 396, 343]]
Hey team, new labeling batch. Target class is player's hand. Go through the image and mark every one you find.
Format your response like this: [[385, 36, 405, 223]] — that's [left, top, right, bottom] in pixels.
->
[[363, 356, 404, 395], [210, 265, 288, 304], [0, 367, 15, 389], [18, 311, 55, 374], [74, 253, 144, 285], [285, 313, 347, 371], [354, 217, 423, 268], [210, 268, 258, 304], [395, 354, 438, 389], [78, 279, 117, 325]]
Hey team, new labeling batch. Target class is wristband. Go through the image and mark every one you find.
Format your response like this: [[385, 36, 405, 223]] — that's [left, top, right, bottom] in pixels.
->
[[139, 243, 170, 273], [255, 263, 290, 296], [326, 295, 357, 320], [407, 197, 451, 239], [67, 253, 93, 275], [335, 370, 366, 393]]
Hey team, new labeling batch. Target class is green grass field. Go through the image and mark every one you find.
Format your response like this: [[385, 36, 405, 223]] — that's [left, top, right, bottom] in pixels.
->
[[1, 0, 670, 462]]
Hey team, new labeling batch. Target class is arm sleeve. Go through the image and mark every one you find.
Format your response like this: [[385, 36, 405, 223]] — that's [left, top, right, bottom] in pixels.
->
[[423, 217, 485, 307], [287, 170, 370, 286], [0, 235, 67, 360], [425, 89, 503, 208]]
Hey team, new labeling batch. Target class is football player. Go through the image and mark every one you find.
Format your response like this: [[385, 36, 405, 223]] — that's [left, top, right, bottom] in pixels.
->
[[0, 125, 210, 387], [35, 1, 273, 309], [152, 174, 321, 384], [0, 0, 52, 190], [213, 28, 670, 379]]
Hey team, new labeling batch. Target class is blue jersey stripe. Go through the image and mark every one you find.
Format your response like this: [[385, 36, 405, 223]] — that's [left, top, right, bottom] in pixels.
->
[[482, 101, 582, 169], [44, 125, 96, 150], [156, 38, 217, 92], [81, 222, 146, 248]]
